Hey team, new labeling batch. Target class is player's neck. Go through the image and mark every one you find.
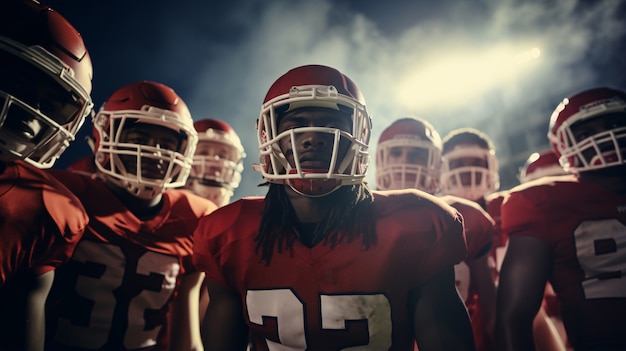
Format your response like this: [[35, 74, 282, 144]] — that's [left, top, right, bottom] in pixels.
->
[[106, 181, 165, 220], [285, 185, 326, 223]]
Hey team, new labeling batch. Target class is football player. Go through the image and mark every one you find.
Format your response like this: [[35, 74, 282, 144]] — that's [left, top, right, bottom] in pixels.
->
[[45, 81, 217, 351], [183, 118, 245, 327], [441, 127, 503, 303], [376, 117, 496, 350], [0, 1, 93, 350], [442, 128, 566, 351], [440, 128, 504, 275], [497, 87, 626, 351], [184, 118, 245, 207], [440, 127, 500, 205], [193, 64, 476, 350]]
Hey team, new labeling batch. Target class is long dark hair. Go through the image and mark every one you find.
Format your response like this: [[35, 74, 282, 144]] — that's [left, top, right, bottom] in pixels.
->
[[255, 183, 377, 264]]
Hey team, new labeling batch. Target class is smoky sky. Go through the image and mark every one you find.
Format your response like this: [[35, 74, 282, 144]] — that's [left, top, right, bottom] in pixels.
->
[[48, 0, 626, 199]]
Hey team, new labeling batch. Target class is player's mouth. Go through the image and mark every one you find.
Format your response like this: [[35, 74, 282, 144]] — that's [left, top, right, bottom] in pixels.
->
[[299, 153, 331, 169]]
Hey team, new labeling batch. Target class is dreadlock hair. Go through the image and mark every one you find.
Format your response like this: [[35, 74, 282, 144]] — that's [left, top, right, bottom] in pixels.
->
[[255, 182, 377, 265]]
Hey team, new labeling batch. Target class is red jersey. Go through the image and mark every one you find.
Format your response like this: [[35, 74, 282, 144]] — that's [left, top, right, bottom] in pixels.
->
[[502, 175, 626, 350], [441, 195, 495, 351], [193, 189, 467, 350], [45, 170, 216, 351], [440, 195, 493, 299], [0, 161, 87, 287], [485, 191, 507, 277]]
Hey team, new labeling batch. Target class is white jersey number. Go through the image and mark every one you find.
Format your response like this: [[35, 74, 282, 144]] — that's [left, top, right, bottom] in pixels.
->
[[573, 219, 626, 299], [54, 241, 180, 349], [246, 289, 392, 350]]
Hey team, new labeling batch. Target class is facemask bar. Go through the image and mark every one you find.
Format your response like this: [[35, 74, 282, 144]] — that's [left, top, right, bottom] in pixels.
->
[[549, 96, 626, 172], [0, 37, 93, 120], [440, 146, 499, 200], [0, 91, 80, 168], [256, 85, 371, 186], [190, 153, 243, 190], [93, 107, 196, 199], [0, 37, 92, 168], [557, 125, 626, 172], [376, 138, 441, 193]]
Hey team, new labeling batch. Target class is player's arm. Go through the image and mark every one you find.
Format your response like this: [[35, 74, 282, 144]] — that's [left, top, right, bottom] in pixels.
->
[[532, 305, 566, 351], [168, 271, 205, 351], [411, 266, 476, 351], [496, 235, 551, 351], [467, 249, 497, 345], [201, 278, 248, 351], [21, 270, 55, 351]]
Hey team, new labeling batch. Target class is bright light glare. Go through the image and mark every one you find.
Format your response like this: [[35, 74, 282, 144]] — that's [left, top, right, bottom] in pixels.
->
[[395, 45, 541, 112]]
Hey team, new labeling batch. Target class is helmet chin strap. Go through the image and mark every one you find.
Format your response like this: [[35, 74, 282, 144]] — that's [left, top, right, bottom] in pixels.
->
[[287, 177, 343, 197], [285, 168, 344, 197]]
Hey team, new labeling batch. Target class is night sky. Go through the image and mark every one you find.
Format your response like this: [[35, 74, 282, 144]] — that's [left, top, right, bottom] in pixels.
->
[[46, 0, 626, 200]]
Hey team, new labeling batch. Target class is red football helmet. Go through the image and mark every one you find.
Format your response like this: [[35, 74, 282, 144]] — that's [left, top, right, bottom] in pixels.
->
[[375, 117, 442, 193], [548, 87, 626, 173], [185, 118, 245, 206], [92, 81, 198, 199], [255, 64, 371, 197], [440, 128, 499, 201], [0, 0, 93, 168], [518, 149, 567, 183]]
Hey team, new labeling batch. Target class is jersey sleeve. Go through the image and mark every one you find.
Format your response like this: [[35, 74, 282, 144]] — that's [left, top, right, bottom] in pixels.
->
[[35, 169, 89, 276], [193, 200, 246, 288], [501, 185, 551, 246], [458, 201, 494, 261], [414, 206, 467, 285], [379, 190, 467, 286]]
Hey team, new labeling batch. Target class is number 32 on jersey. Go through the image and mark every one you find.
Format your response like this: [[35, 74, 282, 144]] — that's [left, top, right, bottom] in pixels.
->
[[247, 289, 392, 350]]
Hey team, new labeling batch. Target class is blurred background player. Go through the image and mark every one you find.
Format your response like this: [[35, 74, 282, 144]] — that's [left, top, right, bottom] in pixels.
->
[[0, 1, 93, 350], [518, 149, 572, 351], [376, 116, 496, 350], [442, 128, 565, 351], [440, 127, 500, 206], [183, 117, 245, 326], [45, 80, 217, 351], [497, 86, 626, 351], [193, 64, 475, 350], [184, 118, 245, 207]]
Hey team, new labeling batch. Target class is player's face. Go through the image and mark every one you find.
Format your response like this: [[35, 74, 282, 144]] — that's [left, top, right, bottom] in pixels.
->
[[194, 140, 232, 176], [388, 146, 429, 166], [447, 143, 488, 186], [387, 145, 430, 186], [195, 140, 233, 160], [119, 123, 183, 179], [277, 107, 352, 170]]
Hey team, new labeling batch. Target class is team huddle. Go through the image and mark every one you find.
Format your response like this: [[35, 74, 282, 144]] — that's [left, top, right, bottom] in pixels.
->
[[1, 1, 625, 351]]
